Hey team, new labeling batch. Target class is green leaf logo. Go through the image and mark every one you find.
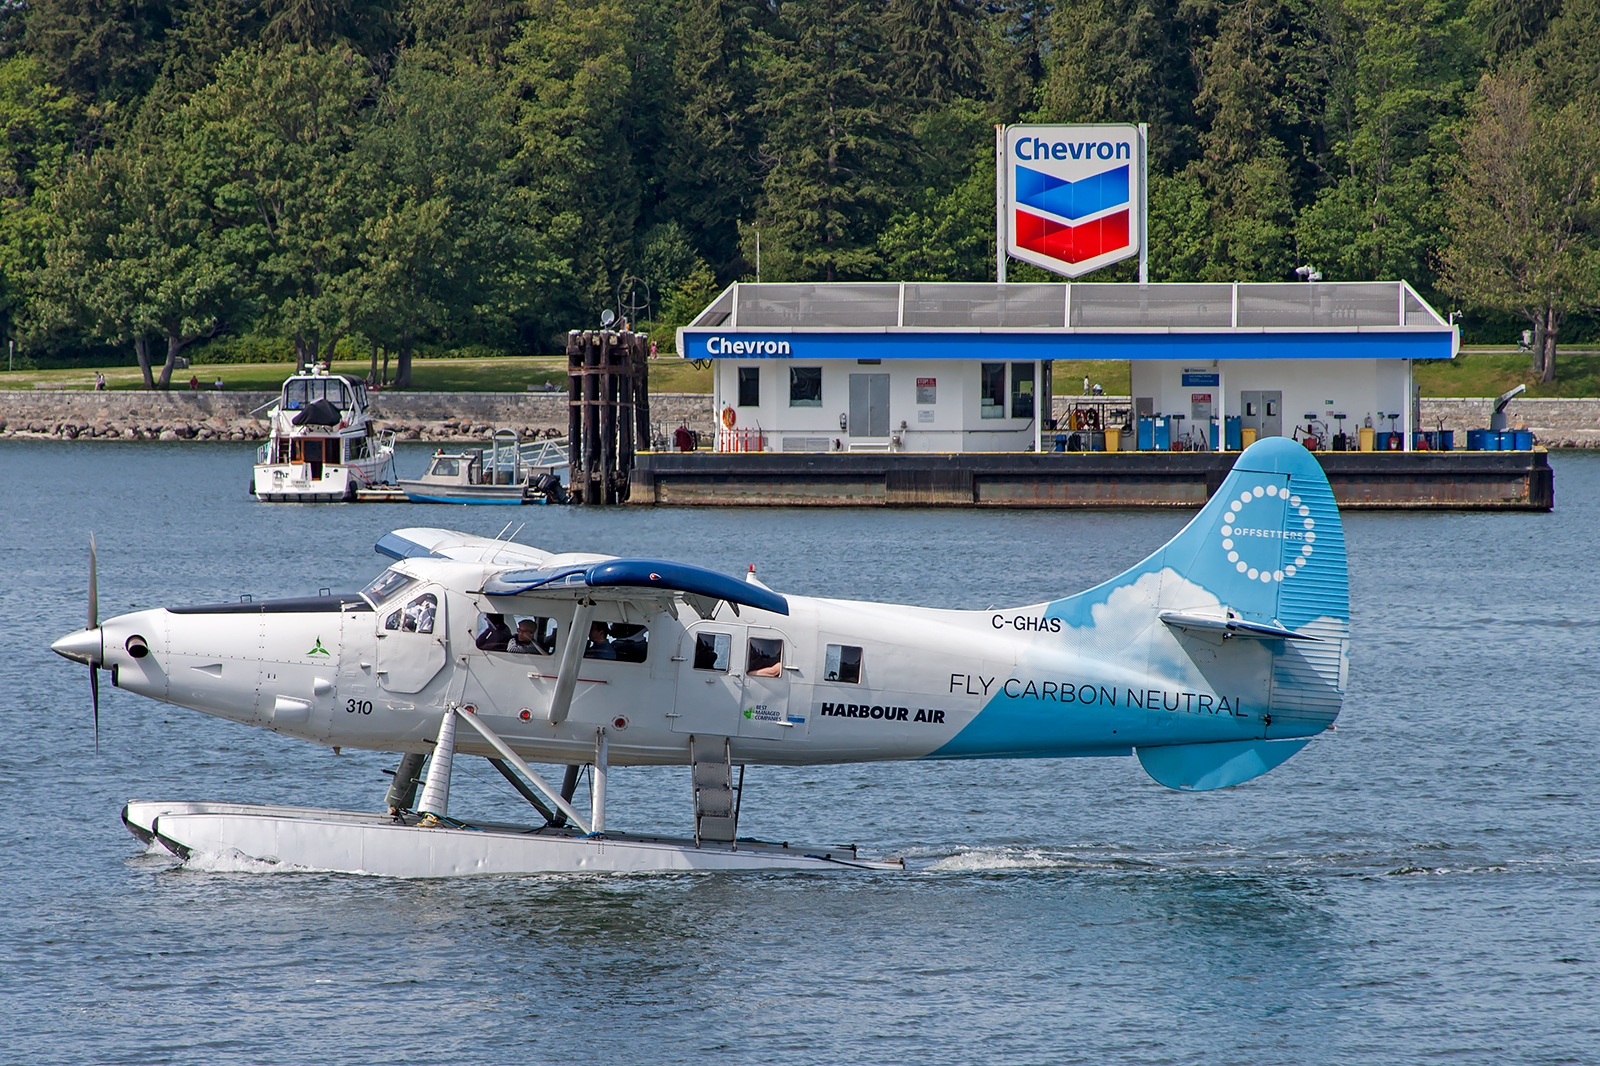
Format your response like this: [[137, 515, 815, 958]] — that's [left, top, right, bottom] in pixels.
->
[[743, 708, 753, 718], [307, 637, 330, 657]]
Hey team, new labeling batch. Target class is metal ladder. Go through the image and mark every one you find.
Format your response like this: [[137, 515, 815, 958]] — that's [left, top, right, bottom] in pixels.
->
[[689, 735, 741, 846]]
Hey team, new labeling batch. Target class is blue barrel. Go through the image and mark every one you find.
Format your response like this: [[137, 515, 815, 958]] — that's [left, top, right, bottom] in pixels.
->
[[1513, 429, 1533, 450], [1437, 430, 1454, 451], [1467, 429, 1486, 450]]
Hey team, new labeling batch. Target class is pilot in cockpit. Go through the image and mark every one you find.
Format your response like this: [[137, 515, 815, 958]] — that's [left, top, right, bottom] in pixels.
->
[[476, 613, 512, 651]]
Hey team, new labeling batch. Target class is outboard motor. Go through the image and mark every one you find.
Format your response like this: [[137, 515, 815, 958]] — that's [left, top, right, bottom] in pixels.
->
[[536, 473, 571, 505]]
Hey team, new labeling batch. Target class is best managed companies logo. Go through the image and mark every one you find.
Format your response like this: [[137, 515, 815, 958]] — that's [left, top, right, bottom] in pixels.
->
[[1005, 123, 1142, 277]]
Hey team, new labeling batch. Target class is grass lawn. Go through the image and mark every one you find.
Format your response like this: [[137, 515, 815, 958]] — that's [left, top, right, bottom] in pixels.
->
[[1415, 347, 1600, 398], [6, 348, 1596, 397], [0, 355, 714, 394]]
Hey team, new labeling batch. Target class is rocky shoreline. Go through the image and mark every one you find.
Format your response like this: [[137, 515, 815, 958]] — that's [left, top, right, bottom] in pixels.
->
[[2, 390, 1598, 448]]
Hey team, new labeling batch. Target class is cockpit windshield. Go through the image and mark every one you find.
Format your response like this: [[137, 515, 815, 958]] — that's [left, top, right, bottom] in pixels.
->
[[360, 568, 418, 607], [283, 377, 354, 412]]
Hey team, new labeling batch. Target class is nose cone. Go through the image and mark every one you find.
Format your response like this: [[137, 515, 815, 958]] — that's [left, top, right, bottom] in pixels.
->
[[52, 627, 103, 666]]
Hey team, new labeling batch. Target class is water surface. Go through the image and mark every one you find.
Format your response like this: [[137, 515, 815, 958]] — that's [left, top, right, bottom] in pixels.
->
[[2, 442, 1596, 1064]]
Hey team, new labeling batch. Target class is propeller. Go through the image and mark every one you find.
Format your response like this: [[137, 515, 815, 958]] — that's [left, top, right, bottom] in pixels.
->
[[88, 534, 99, 753]]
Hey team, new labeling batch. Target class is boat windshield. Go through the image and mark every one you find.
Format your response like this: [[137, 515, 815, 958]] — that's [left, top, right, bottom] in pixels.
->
[[284, 377, 355, 411], [431, 457, 461, 477]]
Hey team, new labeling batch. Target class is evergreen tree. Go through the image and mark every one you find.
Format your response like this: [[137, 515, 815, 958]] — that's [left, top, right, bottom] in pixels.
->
[[751, 0, 907, 281], [657, 0, 759, 274]]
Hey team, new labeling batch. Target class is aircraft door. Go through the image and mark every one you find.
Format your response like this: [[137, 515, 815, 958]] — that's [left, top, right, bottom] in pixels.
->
[[374, 587, 447, 693], [738, 626, 801, 740], [671, 625, 742, 735], [330, 607, 377, 738]]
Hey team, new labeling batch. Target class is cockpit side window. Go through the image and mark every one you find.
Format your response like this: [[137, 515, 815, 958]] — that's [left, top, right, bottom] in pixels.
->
[[361, 568, 417, 607], [285, 379, 309, 410], [400, 593, 437, 634]]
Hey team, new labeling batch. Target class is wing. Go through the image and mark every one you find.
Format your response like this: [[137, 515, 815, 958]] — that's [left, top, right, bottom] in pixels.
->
[[483, 558, 789, 618], [376, 528, 563, 568]]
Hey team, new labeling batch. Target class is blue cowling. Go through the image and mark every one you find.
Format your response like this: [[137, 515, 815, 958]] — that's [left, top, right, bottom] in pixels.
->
[[484, 558, 789, 615]]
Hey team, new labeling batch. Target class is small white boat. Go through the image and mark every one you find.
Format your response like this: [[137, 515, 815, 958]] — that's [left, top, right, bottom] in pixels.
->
[[399, 430, 570, 505], [252, 368, 396, 502]]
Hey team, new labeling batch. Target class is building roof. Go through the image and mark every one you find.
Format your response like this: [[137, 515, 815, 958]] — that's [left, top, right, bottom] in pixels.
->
[[680, 281, 1456, 362]]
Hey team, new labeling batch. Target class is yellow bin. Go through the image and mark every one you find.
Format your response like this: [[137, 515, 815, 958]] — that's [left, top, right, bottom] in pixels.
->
[[1241, 428, 1258, 448], [1105, 426, 1121, 453], [1358, 426, 1375, 451]]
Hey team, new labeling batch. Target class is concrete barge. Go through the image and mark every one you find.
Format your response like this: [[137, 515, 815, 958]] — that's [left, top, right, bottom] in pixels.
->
[[629, 449, 1553, 511]]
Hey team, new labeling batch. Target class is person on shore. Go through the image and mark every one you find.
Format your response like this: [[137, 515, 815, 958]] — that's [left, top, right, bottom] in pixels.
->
[[189, 375, 199, 390], [95, 372, 106, 390], [214, 376, 224, 390]]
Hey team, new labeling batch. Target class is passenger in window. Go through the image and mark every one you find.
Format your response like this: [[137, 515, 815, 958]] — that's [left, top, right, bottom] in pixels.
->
[[506, 619, 541, 653], [747, 638, 783, 677], [585, 620, 617, 660], [476, 613, 512, 651]]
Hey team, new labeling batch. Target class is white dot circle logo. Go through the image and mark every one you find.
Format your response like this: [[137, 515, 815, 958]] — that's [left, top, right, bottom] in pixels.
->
[[1218, 487, 1309, 583]]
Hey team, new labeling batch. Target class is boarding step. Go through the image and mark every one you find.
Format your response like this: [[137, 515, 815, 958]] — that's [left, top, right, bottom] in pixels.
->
[[689, 735, 741, 845]]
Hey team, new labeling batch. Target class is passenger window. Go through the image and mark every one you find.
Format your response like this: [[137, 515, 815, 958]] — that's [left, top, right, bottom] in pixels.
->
[[824, 644, 862, 683], [693, 632, 731, 671], [362, 568, 417, 606], [401, 593, 437, 634], [585, 621, 648, 663], [482, 613, 558, 654], [747, 637, 783, 677]]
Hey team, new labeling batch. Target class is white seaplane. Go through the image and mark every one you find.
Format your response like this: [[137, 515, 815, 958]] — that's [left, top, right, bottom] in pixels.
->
[[54, 437, 1348, 876]]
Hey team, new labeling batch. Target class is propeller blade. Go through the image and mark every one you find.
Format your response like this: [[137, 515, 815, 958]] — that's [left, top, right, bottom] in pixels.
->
[[88, 533, 98, 630], [91, 664, 100, 754]]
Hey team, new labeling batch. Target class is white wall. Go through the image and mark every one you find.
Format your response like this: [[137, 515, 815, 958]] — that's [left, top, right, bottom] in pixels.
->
[[1129, 358, 1412, 442], [714, 359, 1040, 452]]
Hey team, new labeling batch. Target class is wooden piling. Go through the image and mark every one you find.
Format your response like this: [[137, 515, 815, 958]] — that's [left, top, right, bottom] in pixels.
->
[[566, 329, 647, 504]]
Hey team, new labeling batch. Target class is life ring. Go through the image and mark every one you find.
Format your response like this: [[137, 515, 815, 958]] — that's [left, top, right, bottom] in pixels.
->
[[721, 406, 737, 429]]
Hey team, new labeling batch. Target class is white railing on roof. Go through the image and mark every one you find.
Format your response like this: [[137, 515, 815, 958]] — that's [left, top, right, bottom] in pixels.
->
[[687, 280, 1448, 332]]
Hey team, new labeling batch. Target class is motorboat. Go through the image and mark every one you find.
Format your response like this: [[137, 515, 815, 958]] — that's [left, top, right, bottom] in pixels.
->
[[252, 367, 397, 502], [399, 430, 570, 505]]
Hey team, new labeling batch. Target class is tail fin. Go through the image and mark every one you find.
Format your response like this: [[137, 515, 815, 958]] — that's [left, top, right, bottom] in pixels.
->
[[1046, 436, 1350, 788]]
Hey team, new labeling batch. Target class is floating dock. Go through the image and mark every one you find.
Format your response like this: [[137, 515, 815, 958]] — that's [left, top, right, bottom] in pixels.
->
[[629, 449, 1553, 511]]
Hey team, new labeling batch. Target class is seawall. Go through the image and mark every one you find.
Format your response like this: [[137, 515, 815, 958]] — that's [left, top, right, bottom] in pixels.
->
[[1, 390, 1596, 447]]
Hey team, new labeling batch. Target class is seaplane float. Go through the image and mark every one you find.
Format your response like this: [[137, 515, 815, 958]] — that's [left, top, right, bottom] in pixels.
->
[[54, 437, 1348, 877]]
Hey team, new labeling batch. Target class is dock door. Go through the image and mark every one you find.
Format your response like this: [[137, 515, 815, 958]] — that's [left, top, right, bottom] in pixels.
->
[[849, 373, 890, 438], [1240, 390, 1282, 439]]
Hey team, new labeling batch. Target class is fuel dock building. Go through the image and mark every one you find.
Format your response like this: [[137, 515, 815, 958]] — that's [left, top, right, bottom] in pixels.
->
[[632, 281, 1552, 510]]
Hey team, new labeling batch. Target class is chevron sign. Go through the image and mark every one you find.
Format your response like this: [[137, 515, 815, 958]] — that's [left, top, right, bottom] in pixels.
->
[[1004, 124, 1142, 278]]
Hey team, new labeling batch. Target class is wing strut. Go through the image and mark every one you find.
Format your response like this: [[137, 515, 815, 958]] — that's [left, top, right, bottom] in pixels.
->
[[454, 706, 591, 833], [547, 600, 595, 725]]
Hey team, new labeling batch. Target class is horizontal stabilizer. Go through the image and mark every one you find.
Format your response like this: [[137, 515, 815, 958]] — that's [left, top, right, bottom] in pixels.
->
[[1137, 738, 1312, 791], [1158, 611, 1322, 642], [484, 558, 789, 616]]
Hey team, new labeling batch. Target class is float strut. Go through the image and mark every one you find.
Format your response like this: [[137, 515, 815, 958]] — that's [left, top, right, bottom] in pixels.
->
[[453, 705, 591, 832], [385, 752, 427, 815], [416, 710, 457, 827], [560, 764, 580, 803], [488, 758, 561, 825], [592, 728, 608, 835]]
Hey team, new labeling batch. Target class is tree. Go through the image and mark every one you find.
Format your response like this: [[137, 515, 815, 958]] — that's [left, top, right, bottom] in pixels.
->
[[0, 55, 78, 347], [501, 0, 638, 322], [180, 46, 374, 367], [656, 0, 759, 274], [1439, 74, 1600, 383], [750, 0, 908, 281], [354, 54, 551, 387], [36, 122, 242, 388], [1036, 0, 1197, 170]]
